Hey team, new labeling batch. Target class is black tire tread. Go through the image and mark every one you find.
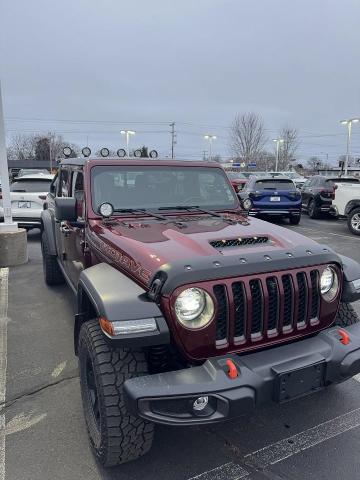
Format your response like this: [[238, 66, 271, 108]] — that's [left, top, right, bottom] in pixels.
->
[[334, 303, 360, 327], [308, 199, 318, 219], [79, 320, 154, 467], [289, 216, 301, 225], [347, 207, 360, 236], [41, 232, 64, 285]]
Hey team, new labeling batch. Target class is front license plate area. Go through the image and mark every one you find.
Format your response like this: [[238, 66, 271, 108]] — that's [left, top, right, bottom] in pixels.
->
[[273, 362, 325, 403], [270, 196, 281, 202], [18, 201, 31, 208]]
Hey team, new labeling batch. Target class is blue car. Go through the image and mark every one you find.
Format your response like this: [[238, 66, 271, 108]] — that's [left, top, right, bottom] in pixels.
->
[[239, 176, 302, 224]]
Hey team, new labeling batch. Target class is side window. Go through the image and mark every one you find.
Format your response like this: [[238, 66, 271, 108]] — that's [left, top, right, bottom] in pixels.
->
[[71, 170, 85, 219], [59, 168, 70, 197], [50, 172, 59, 196]]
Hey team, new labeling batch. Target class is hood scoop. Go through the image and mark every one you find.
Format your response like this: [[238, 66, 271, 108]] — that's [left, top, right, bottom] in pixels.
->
[[210, 236, 269, 249]]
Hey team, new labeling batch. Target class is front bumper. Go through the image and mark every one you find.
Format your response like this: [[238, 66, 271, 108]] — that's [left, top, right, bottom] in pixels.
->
[[124, 323, 360, 426], [248, 209, 301, 217]]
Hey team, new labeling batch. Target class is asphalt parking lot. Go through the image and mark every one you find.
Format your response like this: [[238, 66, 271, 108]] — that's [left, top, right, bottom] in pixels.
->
[[1, 215, 360, 480]]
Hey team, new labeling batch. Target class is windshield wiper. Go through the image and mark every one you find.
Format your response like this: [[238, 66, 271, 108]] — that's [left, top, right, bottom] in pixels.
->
[[159, 205, 239, 224], [113, 208, 186, 227]]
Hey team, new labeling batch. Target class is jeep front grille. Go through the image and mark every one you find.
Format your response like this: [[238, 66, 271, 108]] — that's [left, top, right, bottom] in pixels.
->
[[212, 266, 323, 347], [210, 236, 269, 249]]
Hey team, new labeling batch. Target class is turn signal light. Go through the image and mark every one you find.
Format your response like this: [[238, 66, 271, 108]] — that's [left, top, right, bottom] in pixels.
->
[[226, 359, 238, 379], [338, 328, 350, 345]]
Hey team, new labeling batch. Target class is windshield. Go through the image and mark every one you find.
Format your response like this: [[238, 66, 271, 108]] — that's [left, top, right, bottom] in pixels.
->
[[10, 179, 52, 192], [227, 171, 246, 180], [326, 177, 360, 184], [283, 172, 303, 179], [18, 169, 49, 176], [255, 179, 296, 190], [91, 166, 238, 213]]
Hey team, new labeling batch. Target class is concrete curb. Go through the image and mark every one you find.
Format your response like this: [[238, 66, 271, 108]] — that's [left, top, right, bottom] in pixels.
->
[[0, 229, 28, 267]]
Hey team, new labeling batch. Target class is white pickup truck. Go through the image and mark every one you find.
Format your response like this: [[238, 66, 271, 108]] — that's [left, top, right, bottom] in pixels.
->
[[330, 177, 360, 235]]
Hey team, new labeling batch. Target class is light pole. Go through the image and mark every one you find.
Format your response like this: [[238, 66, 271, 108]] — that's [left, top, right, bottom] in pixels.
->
[[120, 130, 136, 156], [340, 118, 360, 176], [204, 135, 216, 161], [273, 138, 284, 172]]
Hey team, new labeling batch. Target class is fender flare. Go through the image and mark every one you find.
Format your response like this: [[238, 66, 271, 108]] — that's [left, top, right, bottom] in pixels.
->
[[40, 209, 57, 255], [345, 200, 360, 216], [339, 255, 360, 303], [75, 263, 170, 353]]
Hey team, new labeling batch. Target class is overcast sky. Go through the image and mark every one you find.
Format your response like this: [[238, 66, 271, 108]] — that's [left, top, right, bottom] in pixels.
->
[[1, 0, 360, 163]]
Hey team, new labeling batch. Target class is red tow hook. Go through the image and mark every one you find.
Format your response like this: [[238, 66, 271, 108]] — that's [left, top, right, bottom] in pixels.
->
[[338, 328, 350, 345], [226, 359, 238, 379]]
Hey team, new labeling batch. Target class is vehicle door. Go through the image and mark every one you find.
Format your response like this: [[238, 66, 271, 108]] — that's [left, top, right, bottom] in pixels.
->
[[62, 169, 86, 287], [54, 167, 71, 271], [301, 178, 314, 206]]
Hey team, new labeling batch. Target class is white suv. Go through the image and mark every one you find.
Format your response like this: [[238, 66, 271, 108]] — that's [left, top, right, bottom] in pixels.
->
[[330, 177, 360, 235], [0, 174, 53, 230]]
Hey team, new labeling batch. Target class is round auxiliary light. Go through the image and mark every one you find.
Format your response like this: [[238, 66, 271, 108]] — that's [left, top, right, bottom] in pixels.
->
[[175, 287, 214, 329], [320, 266, 339, 302], [193, 396, 209, 411], [117, 148, 126, 158], [149, 149, 158, 158], [63, 146, 72, 157], [100, 148, 110, 157], [98, 202, 114, 218], [82, 147, 91, 157], [134, 149, 142, 158], [243, 198, 252, 210]]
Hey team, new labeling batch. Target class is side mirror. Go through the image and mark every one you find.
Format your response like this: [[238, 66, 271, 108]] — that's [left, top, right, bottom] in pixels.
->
[[55, 197, 77, 221], [334, 184, 338, 190]]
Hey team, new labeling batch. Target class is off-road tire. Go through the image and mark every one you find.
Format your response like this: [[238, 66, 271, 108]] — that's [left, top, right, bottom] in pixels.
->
[[41, 231, 64, 285], [289, 215, 301, 225], [334, 303, 360, 327], [347, 207, 360, 236], [78, 320, 154, 467], [308, 200, 319, 219]]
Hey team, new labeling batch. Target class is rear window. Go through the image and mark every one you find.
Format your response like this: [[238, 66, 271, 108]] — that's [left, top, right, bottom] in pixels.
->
[[326, 178, 360, 184], [255, 179, 296, 190], [10, 180, 52, 193]]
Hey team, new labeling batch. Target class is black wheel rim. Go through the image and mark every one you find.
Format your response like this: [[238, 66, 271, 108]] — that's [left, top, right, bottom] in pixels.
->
[[85, 355, 101, 428]]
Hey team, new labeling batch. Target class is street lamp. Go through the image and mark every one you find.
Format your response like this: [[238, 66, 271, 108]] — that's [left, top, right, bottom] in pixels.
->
[[120, 130, 136, 156], [273, 138, 284, 172], [204, 134, 216, 161], [340, 118, 360, 176]]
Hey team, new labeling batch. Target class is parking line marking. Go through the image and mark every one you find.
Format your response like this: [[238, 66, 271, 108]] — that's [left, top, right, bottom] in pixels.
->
[[51, 361, 67, 378], [353, 373, 360, 383], [188, 462, 249, 480], [0, 268, 9, 480], [5, 412, 47, 436], [244, 407, 360, 469], [296, 226, 356, 241]]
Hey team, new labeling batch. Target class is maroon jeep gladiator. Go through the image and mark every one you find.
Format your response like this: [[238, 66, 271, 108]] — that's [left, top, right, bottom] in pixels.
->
[[41, 157, 360, 467]]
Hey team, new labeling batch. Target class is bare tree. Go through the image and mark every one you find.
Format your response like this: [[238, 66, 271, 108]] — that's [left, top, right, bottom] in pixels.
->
[[229, 113, 267, 163], [278, 127, 298, 170], [306, 156, 323, 173], [7, 133, 37, 160]]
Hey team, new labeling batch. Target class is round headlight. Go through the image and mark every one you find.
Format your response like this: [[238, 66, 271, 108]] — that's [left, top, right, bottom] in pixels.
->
[[175, 287, 214, 329], [99, 202, 114, 218], [320, 266, 339, 301], [243, 198, 252, 210]]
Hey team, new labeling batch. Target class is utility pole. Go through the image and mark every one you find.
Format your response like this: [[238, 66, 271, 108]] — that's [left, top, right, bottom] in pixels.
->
[[340, 118, 360, 176], [170, 122, 176, 159]]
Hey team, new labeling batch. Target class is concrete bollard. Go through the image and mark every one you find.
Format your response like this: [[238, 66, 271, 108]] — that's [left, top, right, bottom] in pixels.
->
[[0, 228, 28, 267]]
